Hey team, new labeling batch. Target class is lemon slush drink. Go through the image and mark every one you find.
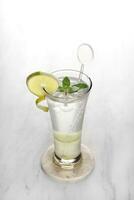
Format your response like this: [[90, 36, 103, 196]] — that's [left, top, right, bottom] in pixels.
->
[[46, 70, 92, 167]]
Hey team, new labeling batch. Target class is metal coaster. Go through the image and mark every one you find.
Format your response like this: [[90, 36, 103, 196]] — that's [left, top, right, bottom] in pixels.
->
[[41, 144, 95, 182]]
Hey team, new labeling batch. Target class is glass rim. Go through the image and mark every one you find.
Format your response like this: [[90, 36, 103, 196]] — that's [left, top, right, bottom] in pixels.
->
[[47, 69, 92, 101]]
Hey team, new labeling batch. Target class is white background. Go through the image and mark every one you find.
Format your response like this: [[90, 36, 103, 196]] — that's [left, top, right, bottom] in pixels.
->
[[0, 0, 134, 200]]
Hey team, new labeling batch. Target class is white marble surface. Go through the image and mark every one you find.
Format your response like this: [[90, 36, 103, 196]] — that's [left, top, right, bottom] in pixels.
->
[[0, 0, 134, 199]]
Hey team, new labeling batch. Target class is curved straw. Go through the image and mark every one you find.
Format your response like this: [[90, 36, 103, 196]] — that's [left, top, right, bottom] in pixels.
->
[[77, 43, 94, 80]]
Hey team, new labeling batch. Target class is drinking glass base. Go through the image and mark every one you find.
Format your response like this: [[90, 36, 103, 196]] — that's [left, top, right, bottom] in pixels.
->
[[53, 153, 81, 169], [41, 144, 95, 182]]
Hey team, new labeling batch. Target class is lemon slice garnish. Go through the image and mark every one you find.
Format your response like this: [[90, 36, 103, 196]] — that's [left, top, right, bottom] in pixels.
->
[[26, 71, 59, 112], [26, 71, 59, 96]]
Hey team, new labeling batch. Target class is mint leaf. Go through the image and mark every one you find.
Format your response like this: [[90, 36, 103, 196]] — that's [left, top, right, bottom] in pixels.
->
[[67, 86, 77, 93], [73, 83, 88, 90], [57, 77, 88, 94], [67, 87, 73, 93], [69, 86, 79, 93], [62, 76, 70, 89], [58, 86, 65, 92]]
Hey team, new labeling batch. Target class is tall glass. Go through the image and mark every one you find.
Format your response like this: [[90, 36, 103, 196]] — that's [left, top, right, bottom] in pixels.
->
[[46, 69, 92, 168]]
